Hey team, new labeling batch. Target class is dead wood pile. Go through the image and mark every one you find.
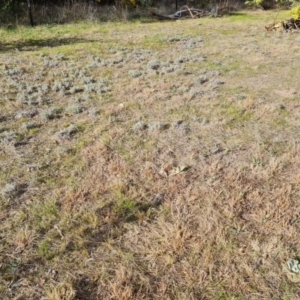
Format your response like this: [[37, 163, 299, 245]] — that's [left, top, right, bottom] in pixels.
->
[[151, 5, 235, 20], [265, 18, 300, 32]]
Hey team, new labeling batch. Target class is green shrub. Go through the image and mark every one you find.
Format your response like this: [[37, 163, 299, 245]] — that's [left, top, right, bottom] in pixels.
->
[[288, 4, 300, 19], [245, 0, 264, 6], [276, 0, 293, 8], [246, 0, 300, 14], [245, 0, 275, 9]]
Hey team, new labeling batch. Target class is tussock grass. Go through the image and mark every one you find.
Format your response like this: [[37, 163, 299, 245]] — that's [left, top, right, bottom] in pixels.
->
[[1, 11, 300, 299]]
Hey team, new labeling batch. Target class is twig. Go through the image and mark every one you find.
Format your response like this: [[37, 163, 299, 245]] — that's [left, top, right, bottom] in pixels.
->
[[180, 5, 195, 18], [273, 9, 280, 24]]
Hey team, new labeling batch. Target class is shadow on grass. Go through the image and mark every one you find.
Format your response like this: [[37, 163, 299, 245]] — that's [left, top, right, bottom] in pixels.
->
[[227, 12, 248, 16], [82, 201, 155, 250], [227, 12, 259, 21], [0, 36, 98, 53]]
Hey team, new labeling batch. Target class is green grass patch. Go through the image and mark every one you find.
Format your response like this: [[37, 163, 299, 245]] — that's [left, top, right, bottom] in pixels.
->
[[227, 12, 260, 21]]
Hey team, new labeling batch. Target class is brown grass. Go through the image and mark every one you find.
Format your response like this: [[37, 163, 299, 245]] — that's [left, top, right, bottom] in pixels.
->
[[1, 10, 300, 299]]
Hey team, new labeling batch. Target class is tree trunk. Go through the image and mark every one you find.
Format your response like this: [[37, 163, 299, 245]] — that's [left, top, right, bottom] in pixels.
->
[[27, 0, 34, 26]]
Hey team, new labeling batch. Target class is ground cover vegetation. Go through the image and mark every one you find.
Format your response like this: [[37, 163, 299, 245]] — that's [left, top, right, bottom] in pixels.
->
[[0, 0, 183, 25], [0, 0, 245, 26], [0, 0, 299, 27], [1, 8, 300, 300]]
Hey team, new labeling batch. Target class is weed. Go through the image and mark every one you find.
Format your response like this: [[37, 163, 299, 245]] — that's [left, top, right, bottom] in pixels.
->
[[45, 282, 76, 300], [40, 107, 62, 121], [31, 199, 59, 232], [112, 189, 138, 222], [1, 183, 17, 198], [57, 124, 78, 139], [38, 240, 57, 260], [66, 104, 84, 114], [223, 104, 253, 127]]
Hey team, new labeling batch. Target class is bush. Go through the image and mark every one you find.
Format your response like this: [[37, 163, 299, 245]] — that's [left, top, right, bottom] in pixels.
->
[[245, 0, 275, 9], [245, 0, 299, 12], [275, 0, 293, 8], [288, 4, 300, 19]]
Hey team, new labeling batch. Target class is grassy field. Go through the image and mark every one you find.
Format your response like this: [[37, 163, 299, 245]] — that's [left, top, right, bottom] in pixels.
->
[[1, 10, 300, 299]]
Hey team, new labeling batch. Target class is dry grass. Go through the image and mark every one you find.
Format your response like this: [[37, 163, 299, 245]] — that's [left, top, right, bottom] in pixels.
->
[[1, 10, 300, 299]]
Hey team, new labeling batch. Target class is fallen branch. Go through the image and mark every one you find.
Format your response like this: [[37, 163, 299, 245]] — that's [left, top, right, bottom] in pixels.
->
[[183, 5, 195, 18], [151, 7, 211, 20]]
